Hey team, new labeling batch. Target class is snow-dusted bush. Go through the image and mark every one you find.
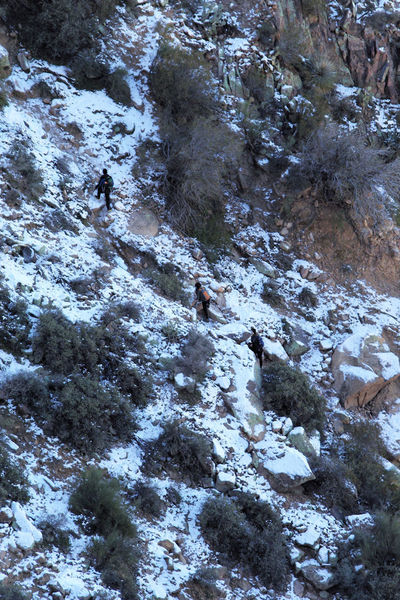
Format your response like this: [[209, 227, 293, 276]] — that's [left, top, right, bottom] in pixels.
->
[[305, 455, 359, 515], [145, 263, 188, 304], [70, 468, 135, 537], [199, 492, 290, 591], [71, 50, 110, 90], [262, 282, 283, 307], [145, 421, 213, 484], [101, 301, 141, 325], [38, 515, 71, 552], [298, 286, 318, 308], [187, 568, 223, 600], [0, 446, 29, 504], [0, 287, 31, 356], [89, 532, 140, 600], [337, 512, 400, 600], [31, 309, 151, 406], [291, 126, 400, 225], [4, 372, 135, 453], [261, 362, 326, 433], [149, 43, 217, 124], [6, 140, 45, 202], [129, 481, 164, 518], [174, 329, 215, 384]]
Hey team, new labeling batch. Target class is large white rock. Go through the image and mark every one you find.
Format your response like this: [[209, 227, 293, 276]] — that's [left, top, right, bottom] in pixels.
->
[[263, 339, 289, 362], [212, 439, 226, 464], [300, 559, 336, 590], [215, 470, 236, 492], [260, 447, 315, 491], [174, 373, 196, 392], [12, 502, 42, 543], [331, 327, 400, 408], [14, 531, 35, 551], [295, 526, 321, 548]]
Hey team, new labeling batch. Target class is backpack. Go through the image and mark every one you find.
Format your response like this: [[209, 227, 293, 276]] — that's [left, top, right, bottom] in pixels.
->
[[105, 175, 114, 189], [199, 287, 211, 303], [253, 334, 264, 353]]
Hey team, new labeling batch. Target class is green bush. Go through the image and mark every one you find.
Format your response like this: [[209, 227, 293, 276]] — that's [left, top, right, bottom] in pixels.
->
[[261, 362, 326, 432], [70, 467, 135, 537], [4, 371, 135, 453], [149, 43, 217, 124], [0, 445, 29, 504], [337, 512, 400, 600], [187, 568, 223, 600], [38, 515, 71, 552], [199, 493, 289, 591], [174, 329, 215, 383], [31, 309, 151, 406], [4, 0, 117, 61], [89, 532, 140, 600], [145, 263, 188, 304], [305, 454, 358, 515], [145, 421, 213, 484], [105, 69, 131, 106], [0, 287, 31, 355], [0, 582, 30, 600], [161, 322, 180, 344], [71, 50, 110, 90], [101, 301, 141, 325], [129, 481, 164, 518]]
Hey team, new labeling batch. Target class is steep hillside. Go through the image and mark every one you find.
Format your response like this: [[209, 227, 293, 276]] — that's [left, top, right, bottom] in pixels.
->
[[0, 2, 400, 600]]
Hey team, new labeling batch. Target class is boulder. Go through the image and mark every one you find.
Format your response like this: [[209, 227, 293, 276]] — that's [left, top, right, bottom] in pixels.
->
[[216, 376, 231, 392], [285, 339, 309, 357], [127, 208, 159, 237], [17, 52, 31, 73], [215, 470, 236, 492], [331, 328, 400, 408], [288, 427, 316, 457], [250, 258, 276, 278], [212, 439, 226, 464], [174, 373, 196, 393], [12, 502, 42, 544], [263, 339, 289, 362], [294, 526, 320, 548], [0, 46, 11, 79], [300, 560, 336, 590], [282, 417, 293, 435], [259, 446, 315, 491], [208, 303, 228, 324], [224, 392, 266, 442]]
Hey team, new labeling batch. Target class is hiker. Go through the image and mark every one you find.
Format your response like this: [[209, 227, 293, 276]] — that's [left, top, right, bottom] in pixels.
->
[[95, 168, 114, 211], [191, 281, 211, 322], [248, 327, 264, 368]]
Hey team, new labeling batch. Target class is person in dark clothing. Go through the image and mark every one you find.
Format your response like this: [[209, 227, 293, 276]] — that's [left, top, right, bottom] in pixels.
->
[[248, 327, 264, 368], [191, 281, 211, 321], [95, 168, 114, 210]]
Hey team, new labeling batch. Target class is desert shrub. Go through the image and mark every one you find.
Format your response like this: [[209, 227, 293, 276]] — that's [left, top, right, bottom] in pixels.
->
[[298, 287, 318, 307], [161, 322, 180, 343], [53, 375, 134, 452], [342, 421, 400, 511], [299, 55, 338, 93], [0, 90, 8, 110], [199, 493, 289, 591], [0, 445, 29, 504], [89, 531, 140, 600], [70, 468, 135, 537], [187, 567, 223, 600], [164, 116, 241, 235], [304, 454, 359, 515], [196, 215, 232, 263], [4, 0, 100, 62], [105, 69, 131, 106], [101, 301, 141, 325], [261, 282, 283, 307], [0, 288, 31, 355], [31, 309, 150, 405], [261, 362, 326, 432], [4, 371, 135, 453], [129, 481, 164, 518], [145, 263, 188, 304], [291, 125, 400, 225], [337, 512, 400, 600], [71, 50, 110, 90], [174, 329, 215, 383], [149, 43, 217, 124], [165, 485, 182, 506], [7, 141, 44, 201], [38, 515, 71, 552], [0, 583, 29, 600], [145, 421, 213, 484]]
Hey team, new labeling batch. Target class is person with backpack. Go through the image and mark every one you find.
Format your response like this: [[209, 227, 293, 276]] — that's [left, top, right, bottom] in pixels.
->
[[95, 168, 114, 211], [248, 327, 264, 368], [191, 281, 211, 321]]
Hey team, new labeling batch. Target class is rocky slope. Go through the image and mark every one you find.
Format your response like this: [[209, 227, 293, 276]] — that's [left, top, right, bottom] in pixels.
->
[[0, 1, 400, 600]]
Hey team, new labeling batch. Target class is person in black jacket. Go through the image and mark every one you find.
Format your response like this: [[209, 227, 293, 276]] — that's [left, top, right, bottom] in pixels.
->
[[191, 281, 211, 321], [248, 327, 264, 367], [95, 168, 114, 210]]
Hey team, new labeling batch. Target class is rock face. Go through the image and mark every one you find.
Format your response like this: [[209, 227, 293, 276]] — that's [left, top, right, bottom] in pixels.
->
[[331, 327, 400, 408], [0, 45, 11, 79], [259, 446, 315, 491]]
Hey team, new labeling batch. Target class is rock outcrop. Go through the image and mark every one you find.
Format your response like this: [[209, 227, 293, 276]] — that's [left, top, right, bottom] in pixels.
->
[[331, 327, 400, 408], [0, 45, 11, 79]]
